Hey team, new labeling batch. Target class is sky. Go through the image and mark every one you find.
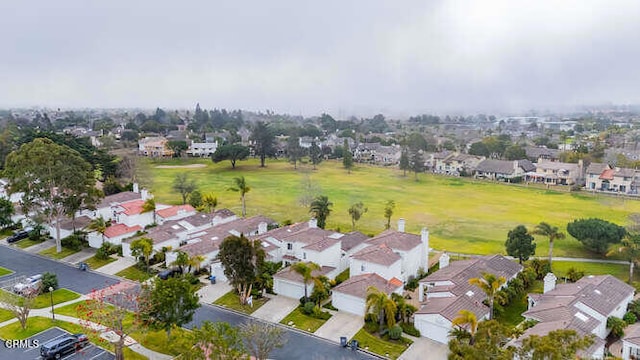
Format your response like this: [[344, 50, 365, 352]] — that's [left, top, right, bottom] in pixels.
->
[[1, 1, 640, 117]]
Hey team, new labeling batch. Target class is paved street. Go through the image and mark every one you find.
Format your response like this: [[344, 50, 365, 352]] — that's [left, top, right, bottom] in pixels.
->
[[1, 328, 114, 360], [0, 245, 119, 294]]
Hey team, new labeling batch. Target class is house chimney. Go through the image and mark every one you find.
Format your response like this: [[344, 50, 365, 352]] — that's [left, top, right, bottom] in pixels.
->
[[421, 227, 430, 266], [309, 218, 318, 229], [133, 183, 139, 193], [439, 252, 450, 269], [140, 189, 149, 201], [543, 272, 557, 293], [397, 218, 405, 232], [258, 222, 268, 235]]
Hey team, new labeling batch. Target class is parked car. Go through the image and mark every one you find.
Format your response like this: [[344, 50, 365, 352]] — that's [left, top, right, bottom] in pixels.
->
[[13, 274, 42, 295], [40, 333, 88, 359], [157, 268, 181, 280], [6, 230, 29, 243]]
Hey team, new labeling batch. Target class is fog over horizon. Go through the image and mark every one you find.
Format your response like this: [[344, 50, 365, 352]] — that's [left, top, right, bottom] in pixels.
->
[[2, 1, 639, 117]]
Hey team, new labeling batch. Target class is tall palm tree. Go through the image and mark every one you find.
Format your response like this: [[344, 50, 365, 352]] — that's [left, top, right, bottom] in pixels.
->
[[451, 309, 478, 345], [608, 234, 640, 284], [309, 195, 332, 229], [533, 222, 566, 269], [391, 292, 417, 324], [86, 216, 107, 245], [202, 193, 218, 215], [187, 254, 206, 273], [468, 272, 506, 320], [291, 261, 320, 302], [365, 286, 397, 334], [229, 176, 250, 217], [141, 198, 157, 224]]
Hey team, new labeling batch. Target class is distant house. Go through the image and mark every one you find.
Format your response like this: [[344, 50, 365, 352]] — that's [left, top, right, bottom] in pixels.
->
[[473, 159, 535, 181], [525, 146, 560, 162], [432, 152, 484, 175], [156, 205, 197, 225], [332, 273, 403, 316], [187, 141, 218, 157], [414, 254, 522, 344], [520, 274, 634, 359], [138, 137, 173, 157], [585, 163, 640, 194], [527, 159, 583, 185]]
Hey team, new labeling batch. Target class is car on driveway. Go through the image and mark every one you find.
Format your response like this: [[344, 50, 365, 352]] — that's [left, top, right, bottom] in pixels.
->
[[158, 268, 181, 280], [6, 230, 29, 243], [40, 333, 88, 359]]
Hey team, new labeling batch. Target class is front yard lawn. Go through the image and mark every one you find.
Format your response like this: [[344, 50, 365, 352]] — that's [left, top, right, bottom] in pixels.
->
[[0, 266, 11, 277], [0, 316, 52, 340], [213, 290, 268, 314], [83, 255, 117, 270], [115, 265, 154, 282], [351, 328, 412, 360], [280, 306, 331, 333], [15, 238, 46, 249], [38, 246, 80, 260], [0, 308, 14, 322], [33, 288, 81, 309]]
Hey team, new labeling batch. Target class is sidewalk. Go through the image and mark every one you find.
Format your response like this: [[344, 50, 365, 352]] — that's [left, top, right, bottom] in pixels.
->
[[95, 256, 137, 275]]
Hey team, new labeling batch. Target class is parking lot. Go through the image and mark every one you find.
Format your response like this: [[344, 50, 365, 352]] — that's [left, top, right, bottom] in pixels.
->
[[2, 328, 114, 360]]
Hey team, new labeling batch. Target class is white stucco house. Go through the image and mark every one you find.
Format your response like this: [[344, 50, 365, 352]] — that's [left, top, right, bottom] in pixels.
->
[[414, 254, 522, 344], [273, 265, 337, 300], [521, 274, 634, 359], [187, 141, 218, 157], [332, 273, 403, 316], [89, 223, 142, 248], [349, 244, 402, 281], [622, 324, 640, 359], [155, 204, 197, 225]]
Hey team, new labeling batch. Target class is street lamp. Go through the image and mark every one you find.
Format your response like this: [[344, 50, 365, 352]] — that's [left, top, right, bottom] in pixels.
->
[[49, 286, 55, 320]]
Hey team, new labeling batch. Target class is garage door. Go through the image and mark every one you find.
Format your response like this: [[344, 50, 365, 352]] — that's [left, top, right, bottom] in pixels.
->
[[415, 317, 450, 344], [332, 292, 364, 316], [274, 279, 304, 299]]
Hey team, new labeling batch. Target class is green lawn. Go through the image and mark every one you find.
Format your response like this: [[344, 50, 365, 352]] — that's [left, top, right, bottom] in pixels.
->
[[280, 307, 331, 333], [115, 265, 154, 282], [0, 308, 14, 322], [83, 255, 117, 269], [15, 238, 46, 249], [213, 290, 268, 314], [0, 266, 11, 277], [0, 316, 53, 340], [146, 158, 640, 258], [33, 288, 81, 309], [38, 246, 80, 260], [350, 328, 412, 360]]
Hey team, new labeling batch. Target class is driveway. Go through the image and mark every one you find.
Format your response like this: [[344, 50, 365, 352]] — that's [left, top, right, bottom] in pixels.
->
[[398, 337, 448, 360], [314, 311, 364, 344], [0, 245, 119, 294], [252, 295, 299, 323]]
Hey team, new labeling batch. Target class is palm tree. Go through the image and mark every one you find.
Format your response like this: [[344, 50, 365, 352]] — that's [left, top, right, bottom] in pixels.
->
[[391, 293, 416, 324], [365, 286, 397, 334], [229, 176, 250, 217], [451, 309, 478, 345], [141, 198, 157, 224], [533, 222, 566, 269], [609, 234, 640, 284], [291, 261, 320, 302], [202, 193, 218, 215], [187, 254, 206, 273], [309, 195, 332, 229], [468, 272, 506, 320], [86, 216, 107, 245], [172, 250, 190, 274]]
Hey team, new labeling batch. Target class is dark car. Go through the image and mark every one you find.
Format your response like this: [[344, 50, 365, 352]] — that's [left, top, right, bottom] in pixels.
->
[[6, 230, 29, 243], [40, 333, 88, 359], [157, 268, 181, 280]]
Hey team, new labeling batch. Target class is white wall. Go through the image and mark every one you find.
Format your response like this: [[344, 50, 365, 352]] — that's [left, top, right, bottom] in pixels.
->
[[332, 291, 365, 316], [350, 258, 401, 281], [274, 277, 312, 299], [117, 212, 154, 228], [303, 242, 341, 271], [414, 314, 452, 344]]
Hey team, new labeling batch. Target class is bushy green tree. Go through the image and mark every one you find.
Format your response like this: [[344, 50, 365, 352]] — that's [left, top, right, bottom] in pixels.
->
[[211, 144, 250, 169], [505, 225, 536, 264], [141, 277, 200, 339], [218, 234, 265, 305], [567, 218, 626, 254]]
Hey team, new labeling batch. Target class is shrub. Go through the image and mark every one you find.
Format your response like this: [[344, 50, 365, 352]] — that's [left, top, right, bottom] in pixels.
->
[[529, 259, 551, 280], [405, 275, 419, 291], [624, 311, 638, 325], [95, 242, 117, 260], [323, 302, 338, 311], [151, 251, 165, 265], [61, 231, 87, 250], [565, 267, 585, 283], [629, 299, 640, 319], [311, 306, 331, 320], [117, 245, 123, 257], [364, 319, 379, 334], [400, 322, 421, 337], [334, 269, 350, 286], [41, 272, 58, 292], [302, 301, 316, 315], [388, 324, 402, 340]]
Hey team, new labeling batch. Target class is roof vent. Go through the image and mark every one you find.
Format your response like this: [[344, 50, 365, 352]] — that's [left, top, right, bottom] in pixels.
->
[[465, 290, 474, 297], [594, 289, 601, 295], [574, 312, 588, 322]]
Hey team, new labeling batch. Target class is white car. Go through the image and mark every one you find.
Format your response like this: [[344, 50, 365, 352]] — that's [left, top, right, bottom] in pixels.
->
[[13, 274, 43, 295]]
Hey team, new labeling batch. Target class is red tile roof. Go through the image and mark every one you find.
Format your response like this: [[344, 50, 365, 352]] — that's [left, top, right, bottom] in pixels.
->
[[104, 223, 142, 238], [118, 199, 145, 216], [156, 205, 195, 219], [599, 168, 615, 180]]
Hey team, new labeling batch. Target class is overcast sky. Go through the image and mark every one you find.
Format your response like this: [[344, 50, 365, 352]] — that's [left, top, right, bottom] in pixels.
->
[[1, 1, 639, 117]]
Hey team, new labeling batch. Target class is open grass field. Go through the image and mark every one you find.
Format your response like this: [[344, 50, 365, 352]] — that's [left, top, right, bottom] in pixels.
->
[[146, 158, 640, 258]]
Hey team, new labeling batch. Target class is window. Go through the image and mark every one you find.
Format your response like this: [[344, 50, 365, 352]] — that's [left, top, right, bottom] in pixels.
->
[[361, 265, 365, 272], [287, 243, 292, 250], [303, 252, 306, 260]]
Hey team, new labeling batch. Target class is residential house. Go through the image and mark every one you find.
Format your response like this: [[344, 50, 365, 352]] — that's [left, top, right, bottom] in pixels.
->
[[414, 254, 522, 344], [525, 146, 560, 162], [332, 273, 403, 316], [85, 185, 150, 221], [187, 141, 218, 157], [89, 223, 142, 248], [273, 265, 335, 301], [349, 244, 402, 281], [156, 205, 197, 225], [622, 324, 640, 359], [432, 153, 484, 175], [527, 159, 583, 185], [111, 199, 156, 228], [585, 163, 640, 194], [520, 274, 634, 359], [138, 136, 173, 157], [47, 216, 92, 241], [338, 231, 370, 272], [473, 159, 535, 181]]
